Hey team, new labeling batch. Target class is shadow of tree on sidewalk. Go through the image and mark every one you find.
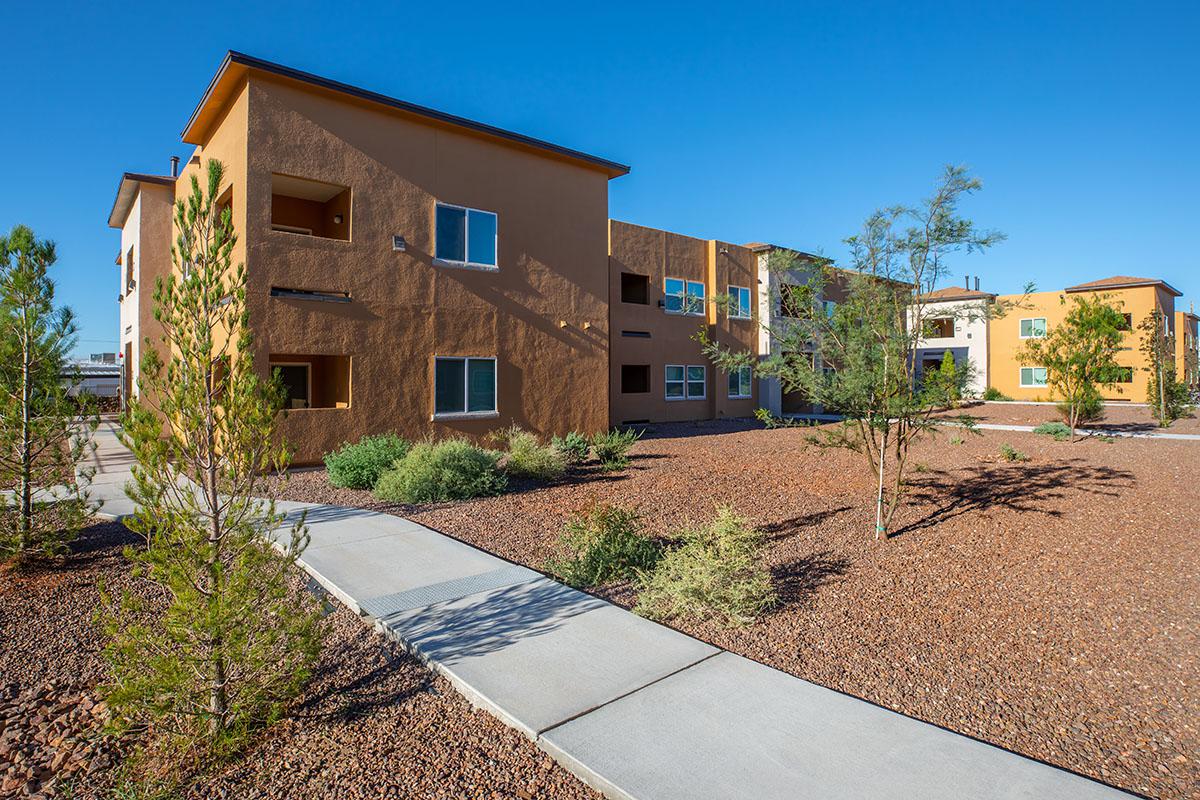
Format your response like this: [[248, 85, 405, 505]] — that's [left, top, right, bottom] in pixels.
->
[[893, 458, 1136, 538]]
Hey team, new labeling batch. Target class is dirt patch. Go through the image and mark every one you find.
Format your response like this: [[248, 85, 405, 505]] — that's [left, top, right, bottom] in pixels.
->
[[266, 420, 1199, 799], [0, 521, 595, 799]]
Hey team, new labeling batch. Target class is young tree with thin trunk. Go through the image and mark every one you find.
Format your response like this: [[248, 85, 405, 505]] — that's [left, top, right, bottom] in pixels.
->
[[1020, 295, 1127, 441], [102, 160, 321, 762], [703, 166, 1007, 538], [0, 225, 96, 562], [1138, 310, 1192, 426]]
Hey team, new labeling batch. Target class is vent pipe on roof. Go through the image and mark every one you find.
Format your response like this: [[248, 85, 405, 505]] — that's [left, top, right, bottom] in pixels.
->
[[975, 276, 980, 291], [964, 275, 970, 289], [170, 156, 180, 178]]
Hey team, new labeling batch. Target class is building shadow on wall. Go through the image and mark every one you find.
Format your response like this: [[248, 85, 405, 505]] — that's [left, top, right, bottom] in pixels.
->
[[892, 458, 1136, 538]]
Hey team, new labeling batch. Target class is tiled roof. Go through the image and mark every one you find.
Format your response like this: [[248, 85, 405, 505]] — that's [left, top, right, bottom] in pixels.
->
[[1064, 276, 1181, 296]]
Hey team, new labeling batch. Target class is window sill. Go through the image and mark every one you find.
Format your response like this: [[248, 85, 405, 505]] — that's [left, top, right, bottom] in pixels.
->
[[664, 311, 705, 318], [728, 394, 752, 400], [269, 228, 352, 244], [431, 410, 500, 421], [665, 397, 706, 402], [729, 315, 752, 321], [433, 258, 499, 273], [286, 405, 351, 411]]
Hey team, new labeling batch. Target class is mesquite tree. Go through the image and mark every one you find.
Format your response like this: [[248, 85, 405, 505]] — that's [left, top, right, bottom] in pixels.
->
[[703, 166, 1005, 538], [1138, 310, 1192, 426], [1020, 295, 1127, 440], [0, 225, 96, 561], [103, 160, 321, 758]]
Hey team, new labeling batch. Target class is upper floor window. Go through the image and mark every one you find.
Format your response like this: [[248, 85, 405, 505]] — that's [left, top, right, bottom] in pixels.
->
[[1019, 318, 1047, 339], [728, 286, 751, 319], [271, 174, 351, 241], [780, 283, 812, 319], [125, 246, 136, 292], [621, 273, 649, 304], [925, 318, 954, 339], [665, 278, 705, 315], [435, 203, 497, 269]]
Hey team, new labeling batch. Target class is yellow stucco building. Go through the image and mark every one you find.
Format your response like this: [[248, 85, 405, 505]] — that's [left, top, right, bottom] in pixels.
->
[[989, 276, 1190, 403]]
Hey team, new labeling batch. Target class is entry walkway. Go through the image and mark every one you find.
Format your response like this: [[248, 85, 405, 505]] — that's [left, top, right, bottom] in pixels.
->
[[939, 420, 1200, 441], [86, 423, 1134, 799]]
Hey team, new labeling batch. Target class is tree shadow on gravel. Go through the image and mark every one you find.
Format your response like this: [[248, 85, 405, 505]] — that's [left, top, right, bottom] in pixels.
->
[[761, 507, 853, 543], [892, 458, 1136, 538], [769, 551, 850, 611], [296, 637, 433, 721], [4, 521, 139, 578]]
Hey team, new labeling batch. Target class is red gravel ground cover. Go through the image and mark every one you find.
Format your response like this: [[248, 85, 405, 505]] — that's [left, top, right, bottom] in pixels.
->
[[0, 522, 595, 799], [938, 400, 1200, 435], [268, 421, 1199, 800]]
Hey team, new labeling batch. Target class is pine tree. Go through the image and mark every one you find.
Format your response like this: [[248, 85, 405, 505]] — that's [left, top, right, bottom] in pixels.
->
[[0, 225, 96, 561], [102, 159, 322, 762]]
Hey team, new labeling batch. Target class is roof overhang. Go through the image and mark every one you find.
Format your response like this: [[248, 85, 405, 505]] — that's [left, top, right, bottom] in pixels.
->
[[182, 51, 631, 179], [107, 173, 175, 229], [1065, 278, 1182, 297], [920, 291, 997, 303]]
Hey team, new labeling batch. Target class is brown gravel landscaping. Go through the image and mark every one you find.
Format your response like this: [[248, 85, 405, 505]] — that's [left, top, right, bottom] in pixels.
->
[[267, 418, 1199, 800], [0, 522, 596, 799]]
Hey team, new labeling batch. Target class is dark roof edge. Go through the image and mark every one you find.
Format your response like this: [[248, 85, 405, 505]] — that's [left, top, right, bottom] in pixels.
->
[[183, 51, 631, 178], [107, 172, 176, 229], [920, 292, 997, 302], [1064, 278, 1182, 297]]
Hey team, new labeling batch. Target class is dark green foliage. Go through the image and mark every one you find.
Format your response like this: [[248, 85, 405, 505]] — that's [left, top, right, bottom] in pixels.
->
[[921, 350, 967, 408], [635, 507, 777, 627], [0, 225, 97, 561], [1032, 421, 1072, 441], [590, 428, 642, 471], [374, 439, 507, 503], [998, 443, 1029, 462], [1139, 311, 1194, 426], [545, 504, 661, 588], [551, 431, 591, 463], [103, 160, 322, 766], [324, 433, 411, 489], [982, 386, 1013, 401]]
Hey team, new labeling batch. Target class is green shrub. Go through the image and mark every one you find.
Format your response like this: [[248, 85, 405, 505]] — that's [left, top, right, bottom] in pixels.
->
[[374, 439, 506, 503], [982, 386, 1013, 401], [1058, 385, 1104, 426], [324, 433, 411, 489], [590, 428, 642, 471], [635, 507, 777, 627], [545, 505, 661, 588], [551, 431, 591, 464], [497, 426, 566, 481], [1032, 421, 1072, 441], [998, 443, 1029, 463]]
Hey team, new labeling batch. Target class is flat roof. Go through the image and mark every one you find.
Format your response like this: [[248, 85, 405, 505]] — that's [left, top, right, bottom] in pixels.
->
[[107, 172, 176, 229], [183, 51, 631, 179]]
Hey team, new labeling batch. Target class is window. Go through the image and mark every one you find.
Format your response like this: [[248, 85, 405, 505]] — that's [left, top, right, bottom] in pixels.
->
[[666, 365, 706, 400], [780, 283, 811, 319], [664, 278, 705, 315], [125, 246, 135, 292], [823, 300, 837, 318], [270, 354, 352, 409], [271, 174, 351, 241], [621, 273, 649, 304], [728, 286, 751, 319], [621, 364, 650, 394], [728, 366, 752, 398], [1019, 318, 1047, 339], [1020, 367, 1048, 387], [434, 357, 497, 416], [925, 318, 954, 339], [1113, 366, 1134, 383], [435, 203, 497, 268], [1118, 313, 1132, 332]]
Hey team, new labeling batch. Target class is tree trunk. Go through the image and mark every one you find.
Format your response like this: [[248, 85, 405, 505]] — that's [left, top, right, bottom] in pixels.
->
[[875, 422, 888, 540], [18, 324, 32, 552]]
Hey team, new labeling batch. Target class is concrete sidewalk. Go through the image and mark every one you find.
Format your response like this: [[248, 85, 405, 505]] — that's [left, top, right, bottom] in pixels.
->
[[87, 423, 1135, 800], [940, 420, 1200, 441]]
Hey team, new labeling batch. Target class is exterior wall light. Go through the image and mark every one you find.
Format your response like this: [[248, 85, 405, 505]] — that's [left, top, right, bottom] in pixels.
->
[[334, 214, 344, 224]]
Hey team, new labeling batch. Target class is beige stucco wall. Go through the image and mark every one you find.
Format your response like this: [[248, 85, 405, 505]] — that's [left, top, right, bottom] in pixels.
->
[[239, 76, 611, 462], [607, 221, 758, 425]]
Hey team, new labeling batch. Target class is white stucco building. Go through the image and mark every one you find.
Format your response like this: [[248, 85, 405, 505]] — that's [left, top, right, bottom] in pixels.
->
[[910, 285, 995, 397]]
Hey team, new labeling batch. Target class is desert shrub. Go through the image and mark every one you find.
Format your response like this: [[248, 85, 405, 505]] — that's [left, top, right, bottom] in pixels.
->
[[497, 427, 566, 481], [635, 507, 777, 627], [1032, 421, 1072, 441], [374, 439, 506, 503], [551, 431, 591, 463], [1059, 384, 1104, 425], [590, 428, 642, 471], [324, 433, 411, 489], [545, 505, 661, 588], [982, 386, 1012, 401], [998, 443, 1029, 463]]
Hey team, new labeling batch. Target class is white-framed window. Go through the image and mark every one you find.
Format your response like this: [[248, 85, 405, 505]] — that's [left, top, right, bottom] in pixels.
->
[[665, 278, 705, 315], [435, 203, 498, 269], [433, 356, 497, 417], [665, 364, 706, 400], [728, 286, 751, 319], [1019, 318, 1047, 339], [1019, 366, 1048, 387], [728, 366, 752, 398]]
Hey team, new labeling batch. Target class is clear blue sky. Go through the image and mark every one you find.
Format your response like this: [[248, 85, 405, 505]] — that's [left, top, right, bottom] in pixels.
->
[[2, 1, 1197, 356]]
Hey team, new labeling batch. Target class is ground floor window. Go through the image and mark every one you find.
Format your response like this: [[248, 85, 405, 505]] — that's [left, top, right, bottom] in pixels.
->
[[621, 364, 650, 394], [434, 357, 497, 416], [269, 354, 352, 409], [728, 366, 752, 398], [666, 364, 706, 400], [1019, 366, 1048, 387]]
